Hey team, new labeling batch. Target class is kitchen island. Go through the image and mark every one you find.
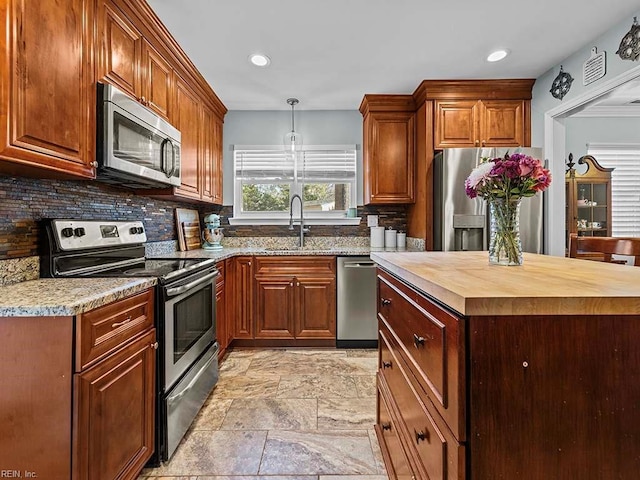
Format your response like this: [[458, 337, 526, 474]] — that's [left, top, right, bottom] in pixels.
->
[[370, 251, 640, 480]]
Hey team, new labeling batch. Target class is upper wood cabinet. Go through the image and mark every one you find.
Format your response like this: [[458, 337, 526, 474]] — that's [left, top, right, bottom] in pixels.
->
[[0, 0, 95, 179], [174, 75, 202, 201], [201, 108, 224, 204], [434, 99, 526, 148], [143, 40, 173, 120], [97, 0, 142, 100], [360, 95, 415, 205], [97, 0, 173, 121]]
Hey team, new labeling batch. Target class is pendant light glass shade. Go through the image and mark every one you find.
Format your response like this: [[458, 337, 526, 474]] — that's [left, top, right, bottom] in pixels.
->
[[284, 98, 302, 152]]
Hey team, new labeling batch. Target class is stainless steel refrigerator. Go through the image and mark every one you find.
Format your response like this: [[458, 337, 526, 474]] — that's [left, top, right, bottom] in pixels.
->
[[433, 147, 545, 253]]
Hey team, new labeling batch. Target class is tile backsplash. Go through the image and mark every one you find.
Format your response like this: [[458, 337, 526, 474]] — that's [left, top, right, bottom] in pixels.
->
[[0, 175, 407, 260]]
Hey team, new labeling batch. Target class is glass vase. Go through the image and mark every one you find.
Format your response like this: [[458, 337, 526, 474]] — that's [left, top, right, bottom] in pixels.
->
[[488, 197, 523, 266]]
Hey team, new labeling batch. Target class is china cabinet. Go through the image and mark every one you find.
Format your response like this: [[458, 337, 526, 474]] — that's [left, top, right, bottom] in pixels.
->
[[565, 154, 613, 249]]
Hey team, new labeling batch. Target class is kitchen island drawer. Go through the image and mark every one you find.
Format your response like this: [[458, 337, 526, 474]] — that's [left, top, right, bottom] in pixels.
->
[[378, 269, 465, 440], [379, 326, 463, 480], [377, 380, 417, 480], [76, 289, 155, 371]]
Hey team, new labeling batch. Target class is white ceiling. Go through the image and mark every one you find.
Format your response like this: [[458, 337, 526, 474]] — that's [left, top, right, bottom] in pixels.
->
[[147, 0, 640, 111]]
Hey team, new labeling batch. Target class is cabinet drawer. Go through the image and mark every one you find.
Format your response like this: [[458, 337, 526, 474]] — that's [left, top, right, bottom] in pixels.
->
[[254, 256, 335, 276], [378, 270, 465, 441], [377, 384, 416, 480], [379, 326, 463, 480], [76, 289, 154, 371]]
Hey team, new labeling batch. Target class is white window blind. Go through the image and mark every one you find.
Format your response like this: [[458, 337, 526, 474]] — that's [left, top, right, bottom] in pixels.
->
[[233, 145, 357, 220], [299, 149, 356, 182], [235, 149, 294, 181], [587, 143, 640, 237]]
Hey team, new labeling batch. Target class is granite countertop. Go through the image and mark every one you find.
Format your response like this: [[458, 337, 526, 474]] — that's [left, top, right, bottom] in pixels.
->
[[372, 250, 640, 316], [0, 246, 398, 317], [147, 245, 380, 261], [0, 277, 157, 317]]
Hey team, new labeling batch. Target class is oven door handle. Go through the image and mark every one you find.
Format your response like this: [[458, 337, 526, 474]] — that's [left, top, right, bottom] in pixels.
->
[[166, 350, 216, 405], [165, 271, 218, 298]]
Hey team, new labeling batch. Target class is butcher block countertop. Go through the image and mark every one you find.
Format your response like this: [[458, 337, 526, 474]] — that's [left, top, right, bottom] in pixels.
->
[[370, 251, 640, 316]]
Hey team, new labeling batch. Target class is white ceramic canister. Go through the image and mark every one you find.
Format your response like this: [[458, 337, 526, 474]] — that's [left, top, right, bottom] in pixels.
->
[[396, 231, 406, 250], [370, 226, 385, 249], [385, 228, 397, 250]]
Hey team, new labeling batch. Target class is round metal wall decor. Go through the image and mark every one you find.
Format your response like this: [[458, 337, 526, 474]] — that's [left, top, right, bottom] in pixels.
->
[[550, 65, 573, 100], [616, 16, 640, 61]]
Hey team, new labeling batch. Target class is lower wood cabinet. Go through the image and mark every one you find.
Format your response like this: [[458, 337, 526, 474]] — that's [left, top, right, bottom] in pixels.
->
[[229, 255, 337, 347], [0, 288, 156, 480], [215, 260, 230, 361], [74, 328, 156, 480]]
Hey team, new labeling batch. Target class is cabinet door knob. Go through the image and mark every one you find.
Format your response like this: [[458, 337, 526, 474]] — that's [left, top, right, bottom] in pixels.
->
[[413, 333, 425, 348], [151, 342, 159, 350], [290, 282, 294, 287], [382, 361, 392, 369], [381, 298, 391, 306], [90, 160, 98, 168], [381, 422, 391, 431], [474, 140, 480, 146], [140, 96, 147, 105], [415, 429, 429, 444], [481, 140, 486, 146]]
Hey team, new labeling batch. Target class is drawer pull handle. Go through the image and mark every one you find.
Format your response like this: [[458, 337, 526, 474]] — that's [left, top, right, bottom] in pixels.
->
[[415, 429, 429, 444], [111, 316, 132, 328], [381, 298, 391, 306], [413, 334, 425, 348], [151, 342, 159, 350], [381, 422, 391, 431], [382, 361, 392, 369]]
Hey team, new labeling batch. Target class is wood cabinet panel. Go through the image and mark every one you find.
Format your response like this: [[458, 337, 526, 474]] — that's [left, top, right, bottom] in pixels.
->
[[215, 261, 229, 359], [143, 40, 172, 120], [255, 276, 296, 338], [360, 95, 415, 205], [0, 0, 94, 178], [434, 100, 478, 148], [480, 100, 524, 147], [435, 99, 527, 149], [174, 75, 201, 200], [97, 0, 142, 99], [0, 316, 74, 479], [295, 275, 336, 338], [74, 328, 156, 480], [364, 112, 415, 204], [376, 382, 416, 480], [76, 289, 154, 371], [232, 256, 254, 339], [200, 107, 223, 204]]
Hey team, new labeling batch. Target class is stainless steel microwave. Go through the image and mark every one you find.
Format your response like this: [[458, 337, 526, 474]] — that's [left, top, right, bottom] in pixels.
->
[[96, 83, 181, 188]]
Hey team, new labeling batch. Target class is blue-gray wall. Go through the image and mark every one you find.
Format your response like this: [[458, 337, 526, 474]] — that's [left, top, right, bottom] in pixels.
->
[[222, 110, 362, 205], [532, 9, 640, 145], [566, 116, 640, 174]]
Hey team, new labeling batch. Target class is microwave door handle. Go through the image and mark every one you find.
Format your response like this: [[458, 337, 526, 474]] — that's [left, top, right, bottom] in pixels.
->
[[160, 137, 169, 175], [165, 138, 176, 178]]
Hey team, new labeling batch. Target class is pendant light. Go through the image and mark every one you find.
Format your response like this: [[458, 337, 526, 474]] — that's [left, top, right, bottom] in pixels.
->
[[284, 98, 303, 152]]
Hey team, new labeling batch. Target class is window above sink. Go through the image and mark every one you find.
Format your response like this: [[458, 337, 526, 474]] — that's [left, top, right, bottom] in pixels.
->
[[230, 145, 359, 225]]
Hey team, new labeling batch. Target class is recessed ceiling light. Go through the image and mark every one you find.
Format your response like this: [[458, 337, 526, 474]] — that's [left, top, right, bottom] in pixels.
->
[[487, 49, 510, 62], [249, 53, 271, 67]]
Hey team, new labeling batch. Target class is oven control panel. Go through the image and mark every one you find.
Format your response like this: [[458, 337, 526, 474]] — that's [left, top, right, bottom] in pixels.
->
[[52, 220, 148, 251]]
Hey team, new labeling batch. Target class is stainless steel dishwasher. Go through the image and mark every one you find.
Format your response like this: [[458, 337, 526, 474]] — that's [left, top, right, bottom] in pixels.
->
[[336, 256, 378, 348]]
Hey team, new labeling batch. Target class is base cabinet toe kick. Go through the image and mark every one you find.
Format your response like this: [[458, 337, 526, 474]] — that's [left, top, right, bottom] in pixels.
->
[[375, 266, 640, 480]]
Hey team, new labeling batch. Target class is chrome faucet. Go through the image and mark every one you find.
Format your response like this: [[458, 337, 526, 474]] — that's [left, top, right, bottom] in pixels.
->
[[289, 194, 310, 247]]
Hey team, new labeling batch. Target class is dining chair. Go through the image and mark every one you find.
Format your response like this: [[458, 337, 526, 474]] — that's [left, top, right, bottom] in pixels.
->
[[568, 233, 640, 266]]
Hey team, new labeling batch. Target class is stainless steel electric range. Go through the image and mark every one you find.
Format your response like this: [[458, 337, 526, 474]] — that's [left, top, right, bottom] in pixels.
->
[[41, 219, 219, 464]]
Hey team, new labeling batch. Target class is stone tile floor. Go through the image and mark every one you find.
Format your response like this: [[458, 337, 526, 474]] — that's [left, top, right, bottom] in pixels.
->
[[139, 348, 387, 480]]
